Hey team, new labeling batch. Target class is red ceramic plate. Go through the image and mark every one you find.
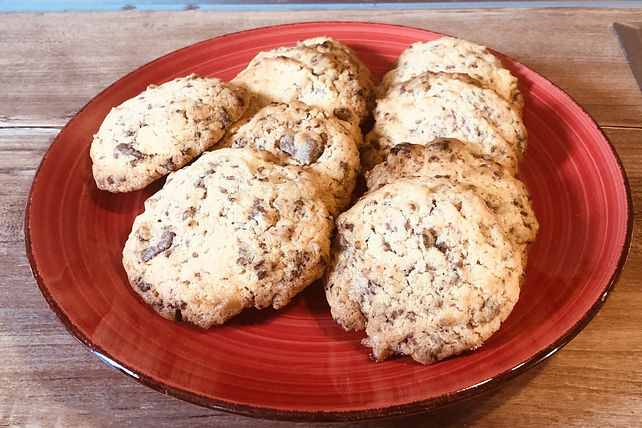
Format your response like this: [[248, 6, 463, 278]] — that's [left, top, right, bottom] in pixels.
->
[[25, 22, 632, 421]]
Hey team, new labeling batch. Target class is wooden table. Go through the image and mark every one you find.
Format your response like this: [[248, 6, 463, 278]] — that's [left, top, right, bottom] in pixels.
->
[[1, 7, 640, 426]]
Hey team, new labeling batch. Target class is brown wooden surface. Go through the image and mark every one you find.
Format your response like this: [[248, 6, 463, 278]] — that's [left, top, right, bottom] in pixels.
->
[[0, 8, 640, 427]]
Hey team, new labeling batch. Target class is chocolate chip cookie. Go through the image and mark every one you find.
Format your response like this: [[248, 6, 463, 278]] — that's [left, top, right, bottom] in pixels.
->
[[231, 36, 374, 135], [378, 36, 523, 109], [324, 178, 523, 364], [122, 148, 333, 328], [366, 140, 538, 249], [230, 101, 361, 216], [90, 74, 248, 192], [362, 71, 522, 172]]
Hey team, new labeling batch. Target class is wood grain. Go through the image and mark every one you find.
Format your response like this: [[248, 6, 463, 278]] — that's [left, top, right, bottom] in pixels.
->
[[0, 8, 640, 427], [0, 9, 641, 128]]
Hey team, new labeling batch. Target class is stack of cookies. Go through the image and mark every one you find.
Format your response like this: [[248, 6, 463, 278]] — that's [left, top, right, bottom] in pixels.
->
[[324, 37, 538, 364], [91, 37, 372, 327], [90, 34, 539, 365]]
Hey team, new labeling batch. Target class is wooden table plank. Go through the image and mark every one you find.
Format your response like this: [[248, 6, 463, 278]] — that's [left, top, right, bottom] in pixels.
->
[[0, 9, 641, 128], [0, 9, 640, 427]]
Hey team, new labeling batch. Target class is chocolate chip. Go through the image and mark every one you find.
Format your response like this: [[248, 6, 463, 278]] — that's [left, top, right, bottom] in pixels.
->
[[236, 247, 250, 267], [279, 131, 294, 150], [219, 108, 230, 127], [320, 132, 328, 144], [134, 277, 151, 292], [278, 130, 326, 165], [141, 230, 176, 262], [366, 279, 380, 295], [333, 108, 352, 122], [195, 168, 217, 190], [422, 228, 438, 248], [390, 143, 416, 156], [233, 137, 247, 148], [339, 161, 349, 173], [289, 250, 309, 279], [162, 157, 176, 171], [115, 143, 146, 164], [249, 198, 266, 219], [432, 139, 451, 151], [422, 231, 435, 248], [389, 309, 402, 320]]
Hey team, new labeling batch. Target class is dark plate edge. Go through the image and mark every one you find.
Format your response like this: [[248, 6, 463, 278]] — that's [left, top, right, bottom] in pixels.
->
[[23, 21, 635, 422]]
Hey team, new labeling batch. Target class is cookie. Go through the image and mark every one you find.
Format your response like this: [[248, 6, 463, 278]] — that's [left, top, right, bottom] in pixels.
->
[[378, 36, 523, 109], [324, 237, 367, 331], [230, 101, 361, 216], [324, 178, 523, 364], [366, 140, 539, 248], [363, 71, 521, 172], [90, 74, 249, 192], [399, 71, 527, 156], [122, 148, 333, 328], [231, 36, 374, 135]]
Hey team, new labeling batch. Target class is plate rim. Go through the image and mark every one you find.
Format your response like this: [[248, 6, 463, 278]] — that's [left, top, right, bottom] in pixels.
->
[[24, 21, 634, 422]]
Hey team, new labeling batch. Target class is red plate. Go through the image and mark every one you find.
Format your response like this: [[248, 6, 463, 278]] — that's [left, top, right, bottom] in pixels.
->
[[25, 22, 632, 421]]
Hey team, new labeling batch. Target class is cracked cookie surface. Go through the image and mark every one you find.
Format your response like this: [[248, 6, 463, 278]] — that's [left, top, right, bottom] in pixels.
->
[[122, 148, 333, 328], [378, 36, 523, 109], [366, 140, 539, 249], [363, 71, 522, 172], [231, 36, 374, 136], [230, 101, 361, 216], [324, 178, 523, 364], [90, 74, 248, 192]]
